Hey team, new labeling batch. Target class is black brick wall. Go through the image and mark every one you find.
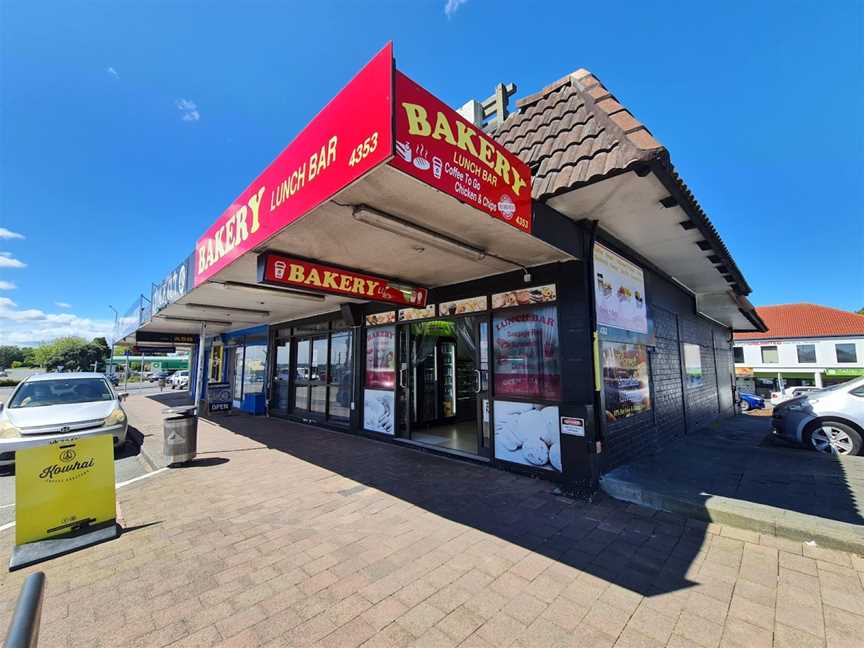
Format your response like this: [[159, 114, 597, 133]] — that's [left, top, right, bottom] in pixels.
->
[[602, 269, 736, 473]]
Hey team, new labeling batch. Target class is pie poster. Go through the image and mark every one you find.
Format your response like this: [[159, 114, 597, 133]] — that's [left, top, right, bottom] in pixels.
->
[[594, 244, 647, 334]]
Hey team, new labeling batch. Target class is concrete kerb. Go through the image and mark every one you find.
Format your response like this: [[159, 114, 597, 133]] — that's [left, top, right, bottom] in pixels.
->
[[601, 474, 864, 555]]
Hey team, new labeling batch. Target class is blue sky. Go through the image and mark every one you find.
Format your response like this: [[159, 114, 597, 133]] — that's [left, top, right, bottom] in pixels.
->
[[1, 0, 862, 345]]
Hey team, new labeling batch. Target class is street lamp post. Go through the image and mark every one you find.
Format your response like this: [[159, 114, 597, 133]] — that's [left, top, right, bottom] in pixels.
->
[[108, 305, 119, 381]]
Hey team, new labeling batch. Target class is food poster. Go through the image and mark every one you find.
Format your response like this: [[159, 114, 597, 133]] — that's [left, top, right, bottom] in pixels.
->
[[398, 304, 436, 321], [593, 245, 647, 334], [684, 343, 704, 388], [365, 326, 395, 389], [438, 296, 487, 316], [492, 305, 561, 400], [366, 312, 396, 326], [491, 284, 556, 309], [602, 342, 652, 420], [494, 402, 561, 472], [364, 389, 394, 434]]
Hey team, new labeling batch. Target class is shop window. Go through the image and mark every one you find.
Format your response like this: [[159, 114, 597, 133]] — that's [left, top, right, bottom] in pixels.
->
[[836, 343, 857, 363], [328, 331, 353, 420], [492, 305, 560, 401], [601, 342, 651, 420], [761, 346, 779, 363], [271, 340, 291, 413], [796, 344, 816, 364], [733, 346, 744, 364], [242, 345, 267, 395], [231, 347, 244, 400], [295, 340, 311, 409]]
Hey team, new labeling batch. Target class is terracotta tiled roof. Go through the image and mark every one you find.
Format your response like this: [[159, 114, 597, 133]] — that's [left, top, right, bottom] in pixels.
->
[[493, 68, 753, 296], [494, 69, 666, 200], [734, 304, 864, 340]]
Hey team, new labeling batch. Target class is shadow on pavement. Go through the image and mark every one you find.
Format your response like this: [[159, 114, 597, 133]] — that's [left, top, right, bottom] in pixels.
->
[[168, 457, 230, 468], [603, 415, 864, 529], [114, 426, 144, 461], [119, 520, 163, 535], [144, 394, 707, 597]]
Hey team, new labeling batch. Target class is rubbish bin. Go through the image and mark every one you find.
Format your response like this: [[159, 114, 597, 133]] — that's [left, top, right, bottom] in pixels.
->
[[162, 405, 197, 464]]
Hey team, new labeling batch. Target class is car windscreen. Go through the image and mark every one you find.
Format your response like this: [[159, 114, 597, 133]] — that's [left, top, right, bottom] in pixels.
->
[[9, 378, 114, 408]]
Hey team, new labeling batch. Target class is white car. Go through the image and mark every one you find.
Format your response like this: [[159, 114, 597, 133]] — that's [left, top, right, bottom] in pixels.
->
[[170, 370, 190, 390], [0, 373, 128, 468], [770, 386, 820, 406], [772, 377, 864, 455]]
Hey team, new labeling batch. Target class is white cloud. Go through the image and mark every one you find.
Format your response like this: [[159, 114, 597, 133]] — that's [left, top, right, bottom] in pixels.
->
[[0, 298, 114, 346], [176, 98, 200, 122], [0, 281, 16, 290], [55, 302, 72, 309], [0, 228, 24, 240], [107, 66, 119, 79], [444, 0, 468, 17], [0, 253, 26, 269]]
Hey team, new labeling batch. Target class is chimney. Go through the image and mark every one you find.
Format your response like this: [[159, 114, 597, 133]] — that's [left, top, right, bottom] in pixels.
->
[[457, 82, 517, 131]]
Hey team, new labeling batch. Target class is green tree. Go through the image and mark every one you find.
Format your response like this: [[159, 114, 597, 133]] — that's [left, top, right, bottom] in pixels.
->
[[0, 346, 25, 369], [22, 347, 38, 367], [858, 307, 864, 315]]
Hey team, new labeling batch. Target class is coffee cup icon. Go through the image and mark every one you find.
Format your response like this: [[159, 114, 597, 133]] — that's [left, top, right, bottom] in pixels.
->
[[274, 260, 287, 279], [432, 157, 442, 179]]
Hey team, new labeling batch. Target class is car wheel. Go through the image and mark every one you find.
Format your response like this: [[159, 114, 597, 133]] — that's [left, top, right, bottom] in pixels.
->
[[739, 400, 750, 412], [807, 421, 863, 456]]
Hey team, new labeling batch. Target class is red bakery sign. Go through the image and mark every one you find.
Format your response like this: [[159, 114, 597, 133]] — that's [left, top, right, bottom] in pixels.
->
[[192, 44, 535, 290], [390, 72, 532, 233], [194, 43, 395, 287], [258, 253, 428, 307]]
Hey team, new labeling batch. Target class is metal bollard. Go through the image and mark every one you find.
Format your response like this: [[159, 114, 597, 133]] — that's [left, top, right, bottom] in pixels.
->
[[4, 571, 46, 648]]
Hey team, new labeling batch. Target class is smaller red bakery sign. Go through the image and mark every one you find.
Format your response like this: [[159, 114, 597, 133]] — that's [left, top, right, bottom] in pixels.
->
[[258, 253, 428, 307], [390, 72, 532, 233]]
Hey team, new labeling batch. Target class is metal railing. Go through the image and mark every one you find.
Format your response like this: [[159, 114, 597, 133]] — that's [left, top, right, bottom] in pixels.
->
[[4, 572, 45, 648]]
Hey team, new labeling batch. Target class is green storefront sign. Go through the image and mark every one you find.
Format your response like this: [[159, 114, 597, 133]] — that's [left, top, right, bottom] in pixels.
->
[[825, 368, 864, 377]]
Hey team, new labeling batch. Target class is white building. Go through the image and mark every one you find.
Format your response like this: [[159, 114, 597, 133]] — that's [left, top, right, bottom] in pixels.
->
[[733, 304, 864, 391]]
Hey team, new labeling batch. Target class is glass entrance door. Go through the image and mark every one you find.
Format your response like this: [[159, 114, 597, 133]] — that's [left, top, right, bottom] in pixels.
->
[[397, 317, 485, 456], [292, 329, 354, 422], [270, 338, 291, 415]]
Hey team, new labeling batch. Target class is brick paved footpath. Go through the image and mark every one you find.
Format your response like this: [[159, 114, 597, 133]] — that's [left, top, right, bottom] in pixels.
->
[[1, 394, 863, 648]]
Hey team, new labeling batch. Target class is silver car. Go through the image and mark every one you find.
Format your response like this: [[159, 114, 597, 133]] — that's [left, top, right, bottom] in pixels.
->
[[771, 377, 864, 456], [0, 372, 128, 468]]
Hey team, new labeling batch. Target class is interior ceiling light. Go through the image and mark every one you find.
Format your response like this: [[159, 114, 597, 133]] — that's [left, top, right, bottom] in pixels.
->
[[183, 303, 270, 317], [209, 281, 326, 302], [352, 205, 487, 262]]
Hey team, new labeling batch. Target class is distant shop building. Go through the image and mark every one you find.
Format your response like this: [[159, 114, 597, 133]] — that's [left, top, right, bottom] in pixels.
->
[[114, 44, 765, 489], [733, 304, 864, 395]]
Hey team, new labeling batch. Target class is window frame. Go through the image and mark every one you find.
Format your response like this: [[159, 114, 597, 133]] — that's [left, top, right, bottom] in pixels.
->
[[835, 343, 858, 364], [733, 346, 744, 364], [796, 344, 817, 364], [760, 346, 779, 364]]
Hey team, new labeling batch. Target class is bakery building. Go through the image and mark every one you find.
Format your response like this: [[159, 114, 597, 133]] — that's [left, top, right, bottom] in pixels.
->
[[116, 43, 765, 489]]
